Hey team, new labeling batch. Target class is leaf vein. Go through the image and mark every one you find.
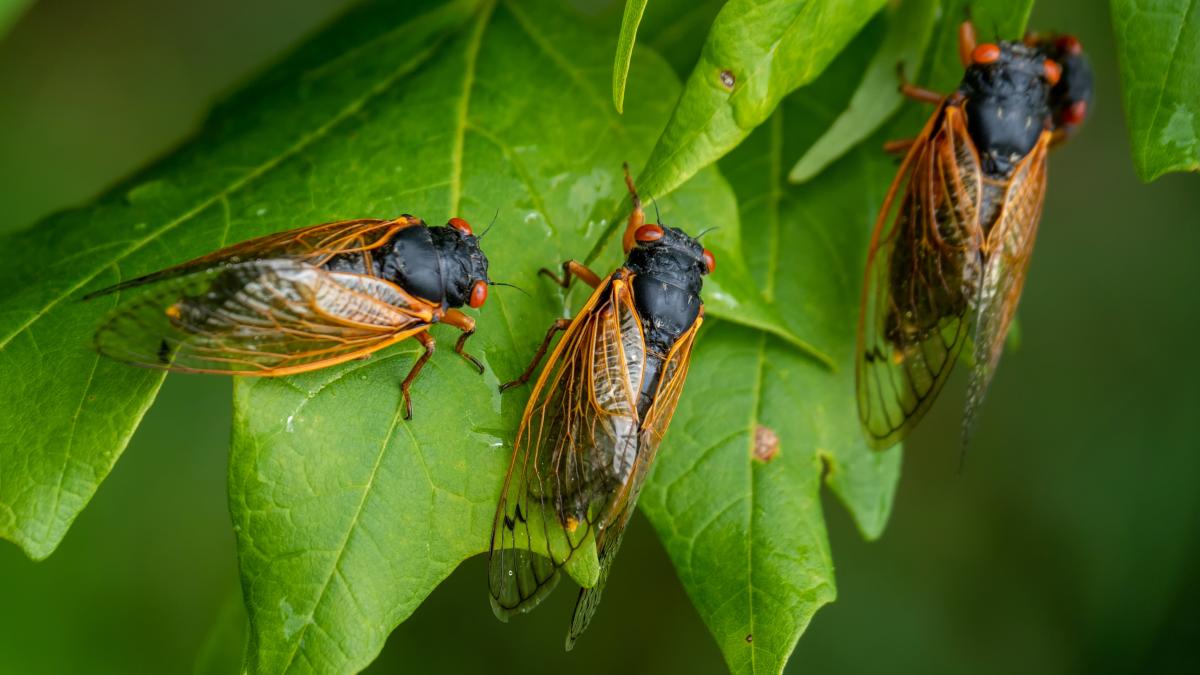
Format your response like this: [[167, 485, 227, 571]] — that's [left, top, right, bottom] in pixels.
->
[[1140, 0, 1196, 165]]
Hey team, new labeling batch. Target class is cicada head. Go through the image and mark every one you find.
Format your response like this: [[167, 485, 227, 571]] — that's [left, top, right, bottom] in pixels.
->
[[625, 223, 714, 291], [432, 219, 491, 309], [958, 39, 1056, 175], [1029, 33, 1093, 133]]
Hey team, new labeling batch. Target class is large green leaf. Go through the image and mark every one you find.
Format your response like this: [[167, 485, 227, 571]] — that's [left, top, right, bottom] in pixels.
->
[[0, 0, 804, 563], [634, 0, 888, 201], [223, 0, 801, 672], [1111, 0, 1200, 181]]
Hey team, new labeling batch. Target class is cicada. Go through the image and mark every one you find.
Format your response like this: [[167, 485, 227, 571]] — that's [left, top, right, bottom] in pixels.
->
[[1027, 32, 1093, 138], [85, 215, 492, 419], [488, 165, 714, 648], [856, 20, 1067, 448]]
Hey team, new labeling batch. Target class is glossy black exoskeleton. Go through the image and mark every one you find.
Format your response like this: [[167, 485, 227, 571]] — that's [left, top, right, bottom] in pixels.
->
[[957, 41, 1054, 177], [625, 226, 707, 355], [621, 224, 711, 415], [324, 216, 491, 311], [1030, 34, 1093, 134]]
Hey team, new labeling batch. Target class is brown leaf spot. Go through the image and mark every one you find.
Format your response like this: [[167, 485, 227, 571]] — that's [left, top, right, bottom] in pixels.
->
[[745, 633, 753, 643], [753, 425, 780, 463], [719, 69, 736, 90]]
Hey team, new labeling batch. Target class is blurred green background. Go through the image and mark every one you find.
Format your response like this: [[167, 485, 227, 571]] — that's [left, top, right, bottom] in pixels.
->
[[1, 0, 1197, 673]]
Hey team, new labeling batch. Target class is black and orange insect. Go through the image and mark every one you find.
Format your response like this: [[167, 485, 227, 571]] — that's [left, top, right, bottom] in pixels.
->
[[857, 20, 1068, 448], [1027, 32, 1093, 138], [84, 215, 492, 419], [488, 165, 713, 648]]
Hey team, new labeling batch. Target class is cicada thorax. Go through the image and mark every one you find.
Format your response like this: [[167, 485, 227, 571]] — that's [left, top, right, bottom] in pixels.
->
[[321, 216, 490, 311], [958, 40, 1053, 223], [622, 226, 707, 417], [960, 46, 1052, 173]]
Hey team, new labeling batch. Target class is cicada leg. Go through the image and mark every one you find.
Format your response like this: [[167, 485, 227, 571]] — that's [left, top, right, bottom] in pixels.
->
[[621, 161, 647, 253], [400, 331, 435, 420], [958, 20, 977, 68], [499, 318, 573, 393], [539, 260, 602, 290], [900, 83, 945, 104], [883, 138, 917, 155], [443, 308, 485, 374], [895, 62, 945, 105]]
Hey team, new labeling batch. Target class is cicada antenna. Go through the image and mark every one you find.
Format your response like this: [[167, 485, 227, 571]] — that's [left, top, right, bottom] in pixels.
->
[[489, 281, 530, 297], [479, 209, 500, 239]]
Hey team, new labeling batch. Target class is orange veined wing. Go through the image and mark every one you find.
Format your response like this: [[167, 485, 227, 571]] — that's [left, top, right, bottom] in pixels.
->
[[83, 216, 420, 299], [93, 259, 435, 375], [962, 130, 1051, 440], [489, 271, 650, 619], [566, 306, 702, 650], [856, 103, 986, 448]]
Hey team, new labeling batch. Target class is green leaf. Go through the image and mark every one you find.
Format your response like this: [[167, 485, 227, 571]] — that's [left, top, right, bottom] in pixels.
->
[[612, 0, 650, 113], [1111, 0, 1200, 181], [635, 0, 889, 201], [788, 0, 939, 183], [221, 0, 800, 671], [0, 0, 808, 563], [0, 0, 483, 561]]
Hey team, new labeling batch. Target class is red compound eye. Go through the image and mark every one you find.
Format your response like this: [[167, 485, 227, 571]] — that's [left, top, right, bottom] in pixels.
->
[[1056, 35, 1082, 55], [635, 224, 664, 243], [1063, 100, 1088, 126], [702, 249, 715, 274], [468, 280, 488, 308], [1044, 59, 1062, 86], [448, 217, 472, 235], [972, 43, 1001, 65]]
